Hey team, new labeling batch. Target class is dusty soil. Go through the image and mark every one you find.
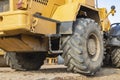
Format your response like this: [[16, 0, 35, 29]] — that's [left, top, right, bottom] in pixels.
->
[[0, 65, 120, 80]]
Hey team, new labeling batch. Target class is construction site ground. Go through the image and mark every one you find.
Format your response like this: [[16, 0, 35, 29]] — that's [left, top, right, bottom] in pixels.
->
[[0, 65, 120, 80]]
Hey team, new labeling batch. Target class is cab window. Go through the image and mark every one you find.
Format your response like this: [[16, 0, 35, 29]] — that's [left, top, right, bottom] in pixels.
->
[[0, 0, 9, 12]]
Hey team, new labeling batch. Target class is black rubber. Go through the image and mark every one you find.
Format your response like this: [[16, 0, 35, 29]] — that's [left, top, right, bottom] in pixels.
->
[[61, 18, 104, 75], [4, 52, 46, 70], [111, 48, 120, 68], [103, 53, 112, 66]]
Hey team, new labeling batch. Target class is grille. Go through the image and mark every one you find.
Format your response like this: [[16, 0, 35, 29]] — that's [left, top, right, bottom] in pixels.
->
[[33, 0, 48, 5]]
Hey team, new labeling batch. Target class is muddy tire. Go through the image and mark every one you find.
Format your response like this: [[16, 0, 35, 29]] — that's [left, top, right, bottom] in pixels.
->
[[4, 52, 46, 70], [111, 48, 120, 68], [62, 18, 104, 75]]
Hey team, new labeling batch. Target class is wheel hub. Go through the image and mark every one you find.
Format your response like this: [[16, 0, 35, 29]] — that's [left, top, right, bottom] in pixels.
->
[[88, 39, 96, 55], [87, 33, 100, 61]]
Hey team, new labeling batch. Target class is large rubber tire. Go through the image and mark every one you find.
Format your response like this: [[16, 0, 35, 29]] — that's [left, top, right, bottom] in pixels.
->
[[4, 52, 46, 70], [111, 48, 120, 68], [62, 18, 104, 75]]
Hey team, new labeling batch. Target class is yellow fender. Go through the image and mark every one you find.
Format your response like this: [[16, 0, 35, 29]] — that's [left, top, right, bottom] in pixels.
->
[[52, 1, 80, 21]]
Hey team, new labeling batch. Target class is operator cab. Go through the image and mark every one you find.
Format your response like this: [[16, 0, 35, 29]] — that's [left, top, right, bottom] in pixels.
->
[[108, 23, 120, 47], [110, 23, 120, 37]]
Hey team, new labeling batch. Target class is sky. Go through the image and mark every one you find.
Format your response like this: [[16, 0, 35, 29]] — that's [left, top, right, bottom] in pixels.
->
[[98, 0, 120, 24]]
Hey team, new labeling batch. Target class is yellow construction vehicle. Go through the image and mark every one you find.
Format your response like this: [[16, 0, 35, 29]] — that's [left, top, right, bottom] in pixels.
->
[[0, 0, 116, 75]]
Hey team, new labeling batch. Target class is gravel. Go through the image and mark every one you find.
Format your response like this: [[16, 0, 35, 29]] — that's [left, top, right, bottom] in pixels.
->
[[0, 65, 120, 80]]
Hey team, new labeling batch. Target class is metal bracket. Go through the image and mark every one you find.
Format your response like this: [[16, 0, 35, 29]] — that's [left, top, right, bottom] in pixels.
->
[[48, 36, 63, 54]]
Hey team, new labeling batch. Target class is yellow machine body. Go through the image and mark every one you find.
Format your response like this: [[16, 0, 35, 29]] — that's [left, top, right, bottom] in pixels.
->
[[0, 49, 5, 55], [0, 0, 111, 52]]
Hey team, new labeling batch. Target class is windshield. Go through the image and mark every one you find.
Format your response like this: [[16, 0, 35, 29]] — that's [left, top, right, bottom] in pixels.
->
[[111, 23, 120, 28], [0, 0, 9, 12]]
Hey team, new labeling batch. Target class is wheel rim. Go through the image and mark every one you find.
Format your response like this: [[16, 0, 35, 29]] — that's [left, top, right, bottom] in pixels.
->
[[87, 33, 100, 61]]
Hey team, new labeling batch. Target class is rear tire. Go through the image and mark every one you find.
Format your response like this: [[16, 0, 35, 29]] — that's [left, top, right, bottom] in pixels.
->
[[4, 52, 46, 70], [62, 18, 104, 75], [111, 48, 120, 68]]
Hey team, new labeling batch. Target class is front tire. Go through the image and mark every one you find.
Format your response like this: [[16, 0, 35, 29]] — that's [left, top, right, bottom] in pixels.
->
[[4, 52, 46, 70], [62, 18, 104, 75]]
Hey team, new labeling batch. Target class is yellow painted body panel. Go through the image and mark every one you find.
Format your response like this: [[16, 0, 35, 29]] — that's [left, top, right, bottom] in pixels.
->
[[52, 1, 97, 21], [65, 0, 94, 6], [0, 10, 30, 35], [99, 8, 111, 31], [52, 1, 80, 21], [28, 0, 65, 18], [0, 49, 5, 55], [75, 0, 95, 7], [31, 17, 57, 34]]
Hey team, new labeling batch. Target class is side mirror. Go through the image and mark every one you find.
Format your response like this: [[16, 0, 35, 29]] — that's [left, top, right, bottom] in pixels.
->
[[101, 5, 116, 22], [111, 5, 115, 10]]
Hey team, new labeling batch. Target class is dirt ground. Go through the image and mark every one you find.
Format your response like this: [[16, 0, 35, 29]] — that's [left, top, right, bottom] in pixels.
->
[[0, 65, 120, 80]]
